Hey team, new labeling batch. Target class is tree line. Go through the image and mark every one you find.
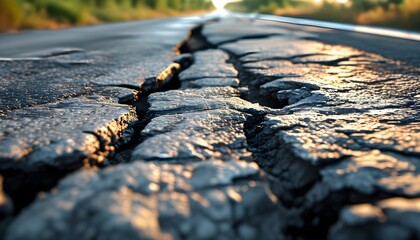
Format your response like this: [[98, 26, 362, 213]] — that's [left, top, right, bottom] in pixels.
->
[[0, 0, 212, 31], [1, 0, 418, 31]]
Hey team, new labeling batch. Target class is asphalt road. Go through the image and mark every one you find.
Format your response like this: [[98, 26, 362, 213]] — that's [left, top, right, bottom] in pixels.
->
[[1, 13, 419, 240], [260, 20, 420, 67], [0, 16, 200, 57], [1, 13, 419, 67], [0, 16, 204, 112], [0, 15, 206, 213]]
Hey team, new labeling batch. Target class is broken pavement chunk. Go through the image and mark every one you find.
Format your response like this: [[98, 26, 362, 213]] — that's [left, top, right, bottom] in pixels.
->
[[330, 198, 420, 240], [178, 50, 238, 82], [0, 97, 136, 170], [6, 160, 283, 240]]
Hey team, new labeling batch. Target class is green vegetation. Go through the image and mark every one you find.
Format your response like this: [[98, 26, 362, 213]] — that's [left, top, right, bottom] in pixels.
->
[[226, 0, 420, 31], [0, 0, 212, 31], [227, 0, 293, 13]]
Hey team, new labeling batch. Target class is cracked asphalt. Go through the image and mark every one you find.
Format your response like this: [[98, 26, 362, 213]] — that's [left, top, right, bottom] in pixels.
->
[[0, 13, 419, 240]]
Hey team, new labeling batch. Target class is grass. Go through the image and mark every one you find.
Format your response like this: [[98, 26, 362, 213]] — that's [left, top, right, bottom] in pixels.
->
[[356, 0, 420, 30], [273, 0, 420, 31], [225, 0, 420, 31], [0, 0, 211, 32], [0, 0, 23, 30]]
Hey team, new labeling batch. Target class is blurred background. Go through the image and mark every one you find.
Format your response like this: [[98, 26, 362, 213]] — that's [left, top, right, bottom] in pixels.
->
[[0, 0, 419, 32], [227, 0, 420, 31]]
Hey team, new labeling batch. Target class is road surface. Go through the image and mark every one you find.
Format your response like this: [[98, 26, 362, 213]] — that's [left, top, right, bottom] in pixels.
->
[[0, 13, 419, 240]]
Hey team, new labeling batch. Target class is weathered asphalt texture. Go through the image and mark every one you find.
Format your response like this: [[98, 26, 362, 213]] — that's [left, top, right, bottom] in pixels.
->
[[0, 14, 419, 240]]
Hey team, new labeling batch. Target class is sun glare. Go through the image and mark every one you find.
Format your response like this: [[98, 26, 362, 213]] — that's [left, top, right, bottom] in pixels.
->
[[212, 0, 241, 10], [313, 0, 349, 3]]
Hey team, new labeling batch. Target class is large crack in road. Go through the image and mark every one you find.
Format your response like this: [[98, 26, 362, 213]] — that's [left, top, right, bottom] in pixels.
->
[[1, 16, 419, 240], [201, 18, 420, 240], [0, 17, 203, 216]]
